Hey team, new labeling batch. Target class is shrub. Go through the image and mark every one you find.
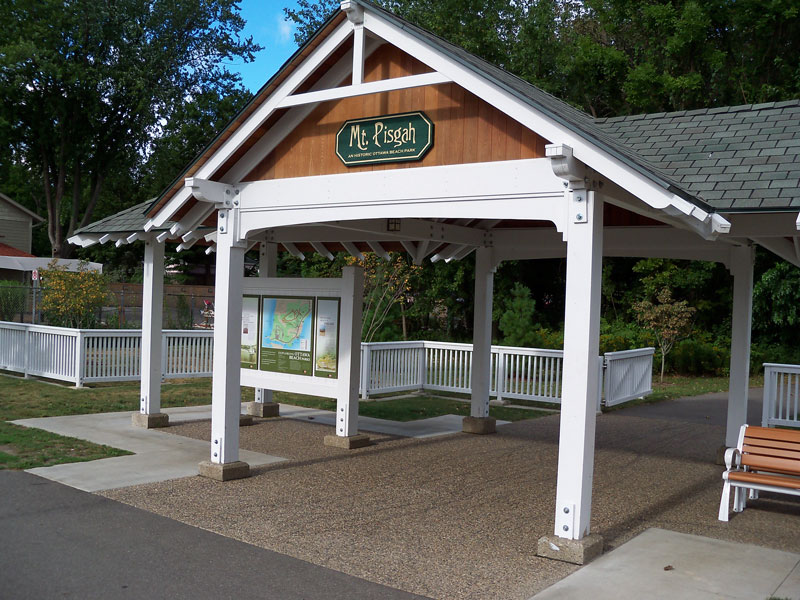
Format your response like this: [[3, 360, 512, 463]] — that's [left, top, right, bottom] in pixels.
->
[[669, 338, 729, 375], [0, 281, 26, 321], [40, 261, 109, 328]]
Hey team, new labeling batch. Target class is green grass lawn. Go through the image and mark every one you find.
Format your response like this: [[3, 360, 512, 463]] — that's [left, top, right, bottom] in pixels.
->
[[0, 374, 213, 470], [272, 391, 551, 422]]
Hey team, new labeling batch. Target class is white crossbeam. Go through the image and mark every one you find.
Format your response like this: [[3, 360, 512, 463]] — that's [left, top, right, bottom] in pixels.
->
[[277, 72, 451, 108]]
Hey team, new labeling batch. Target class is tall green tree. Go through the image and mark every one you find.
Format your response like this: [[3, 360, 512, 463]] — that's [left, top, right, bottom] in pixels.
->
[[0, 0, 261, 257]]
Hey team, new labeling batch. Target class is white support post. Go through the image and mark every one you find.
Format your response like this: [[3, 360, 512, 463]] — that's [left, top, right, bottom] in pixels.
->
[[352, 22, 365, 86], [325, 266, 369, 449], [725, 245, 754, 448], [133, 238, 168, 428], [255, 242, 277, 407], [553, 189, 604, 542], [200, 207, 250, 479], [464, 247, 497, 434]]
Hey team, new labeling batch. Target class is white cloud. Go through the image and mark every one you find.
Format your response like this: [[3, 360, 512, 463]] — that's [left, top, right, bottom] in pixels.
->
[[277, 15, 294, 44]]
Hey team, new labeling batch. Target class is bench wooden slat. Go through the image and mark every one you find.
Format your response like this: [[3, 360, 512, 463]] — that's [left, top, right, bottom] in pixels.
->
[[744, 426, 800, 443], [742, 454, 800, 476], [728, 471, 800, 490], [743, 438, 800, 453], [742, 444, 800, 462]]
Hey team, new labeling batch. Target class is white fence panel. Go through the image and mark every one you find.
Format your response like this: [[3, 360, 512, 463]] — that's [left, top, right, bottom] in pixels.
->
[[83, 331, 143, 383], [0, 321, 29, 373], [424, 341, 474, 394], [1, 321, 654, 406], [493, 346, 563, 404], [603, 347, 655, 407], [763, 363, 800, 428], [164, 331, 214, 379], [361, 341, 425, 398], [24, 325, 79, 384]]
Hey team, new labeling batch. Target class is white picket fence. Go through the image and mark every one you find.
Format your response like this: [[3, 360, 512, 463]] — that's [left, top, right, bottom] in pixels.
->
[[763, 363, 800, 428], [0, 321, 654, 407], [361, 340, 653, 407], [0, 321, 213, 386]]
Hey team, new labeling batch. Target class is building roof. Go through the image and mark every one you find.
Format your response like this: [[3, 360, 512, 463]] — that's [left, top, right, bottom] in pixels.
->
[[596, 101, 800, 211], [0, 242, 35, 258], [0, 191, 44, 222]]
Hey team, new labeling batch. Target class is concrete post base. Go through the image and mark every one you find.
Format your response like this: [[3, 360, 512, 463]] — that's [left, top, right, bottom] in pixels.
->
[[462, 416, 497, 434], [245, 401, 280, 418], [537, 533, 604, 565], [198, 460, 251, 481], [131, 412, 169, 429], [489, 399, 510, 406], [239, 414, 254, 427], [323, 433, 371, 449]]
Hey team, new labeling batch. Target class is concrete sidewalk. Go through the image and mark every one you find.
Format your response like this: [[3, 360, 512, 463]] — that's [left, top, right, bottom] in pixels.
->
[[12, 403, 507, 492], [532, 528, 800, 600], [12, 406, 286, 492]]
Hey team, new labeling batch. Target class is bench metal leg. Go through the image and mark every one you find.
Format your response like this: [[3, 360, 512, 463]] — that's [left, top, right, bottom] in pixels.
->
[[748, 488, 759, 500], [718, 481, 731, 521], [733, 486, 747, 513]]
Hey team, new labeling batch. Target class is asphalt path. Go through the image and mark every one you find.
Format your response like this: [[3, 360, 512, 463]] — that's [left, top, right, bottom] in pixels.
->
[[0, 470, 430, 600], [606, 389, 764, 427]]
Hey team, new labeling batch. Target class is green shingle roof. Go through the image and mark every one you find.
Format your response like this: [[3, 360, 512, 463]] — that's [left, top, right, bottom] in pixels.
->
[[75, 200, 172, 235], [596, 101, 800, 211]]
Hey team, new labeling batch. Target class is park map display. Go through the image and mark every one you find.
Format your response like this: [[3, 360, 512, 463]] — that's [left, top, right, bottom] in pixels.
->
[[260, 297, 314, 375]]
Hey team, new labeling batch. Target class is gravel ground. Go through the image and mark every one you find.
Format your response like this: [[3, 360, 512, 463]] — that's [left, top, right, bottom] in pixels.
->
[[100, 413, 800, 600]]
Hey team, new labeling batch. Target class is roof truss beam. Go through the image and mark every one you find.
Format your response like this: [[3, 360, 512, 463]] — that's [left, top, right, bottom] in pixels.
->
[[277, 72, 451, 109]]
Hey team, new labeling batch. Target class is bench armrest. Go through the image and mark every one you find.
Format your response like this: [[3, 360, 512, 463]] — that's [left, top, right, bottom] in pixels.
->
[[724, 447, 741, 470]]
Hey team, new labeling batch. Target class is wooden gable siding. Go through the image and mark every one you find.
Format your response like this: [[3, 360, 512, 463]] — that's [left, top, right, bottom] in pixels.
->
[[245, 45, 547, 181]]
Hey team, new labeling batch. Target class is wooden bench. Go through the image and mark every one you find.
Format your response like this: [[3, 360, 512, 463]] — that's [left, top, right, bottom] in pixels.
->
[[719, 424, 800, 521]]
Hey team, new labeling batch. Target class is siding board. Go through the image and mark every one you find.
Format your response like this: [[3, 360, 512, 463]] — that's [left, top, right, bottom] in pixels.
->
[[246, 45, 547, 181]]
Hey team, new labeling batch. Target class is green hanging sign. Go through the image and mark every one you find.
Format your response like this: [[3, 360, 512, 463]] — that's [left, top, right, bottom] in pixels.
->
[[335, 111, 434, 166]]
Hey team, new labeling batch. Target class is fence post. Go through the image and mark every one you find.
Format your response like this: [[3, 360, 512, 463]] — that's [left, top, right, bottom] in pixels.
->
[[762, 365, 773, 427], [23, 326, 30, 378], [74, 330, 84, 388], [495, 349, 506, 404], [360, 344, 371, 401], [161, 332, 168, 381], [418, 343, 427, 392], [597, 356, 604, 413]]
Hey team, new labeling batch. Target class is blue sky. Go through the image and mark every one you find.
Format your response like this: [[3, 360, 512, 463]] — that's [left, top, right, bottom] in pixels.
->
[[229, 0, 304, 92]]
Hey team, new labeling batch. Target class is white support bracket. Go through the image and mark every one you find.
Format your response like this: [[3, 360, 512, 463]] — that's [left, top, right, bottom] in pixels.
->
[[185, 178, 237, 209], [341, 0, 364, 24], [546, 144, 585, 185]]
